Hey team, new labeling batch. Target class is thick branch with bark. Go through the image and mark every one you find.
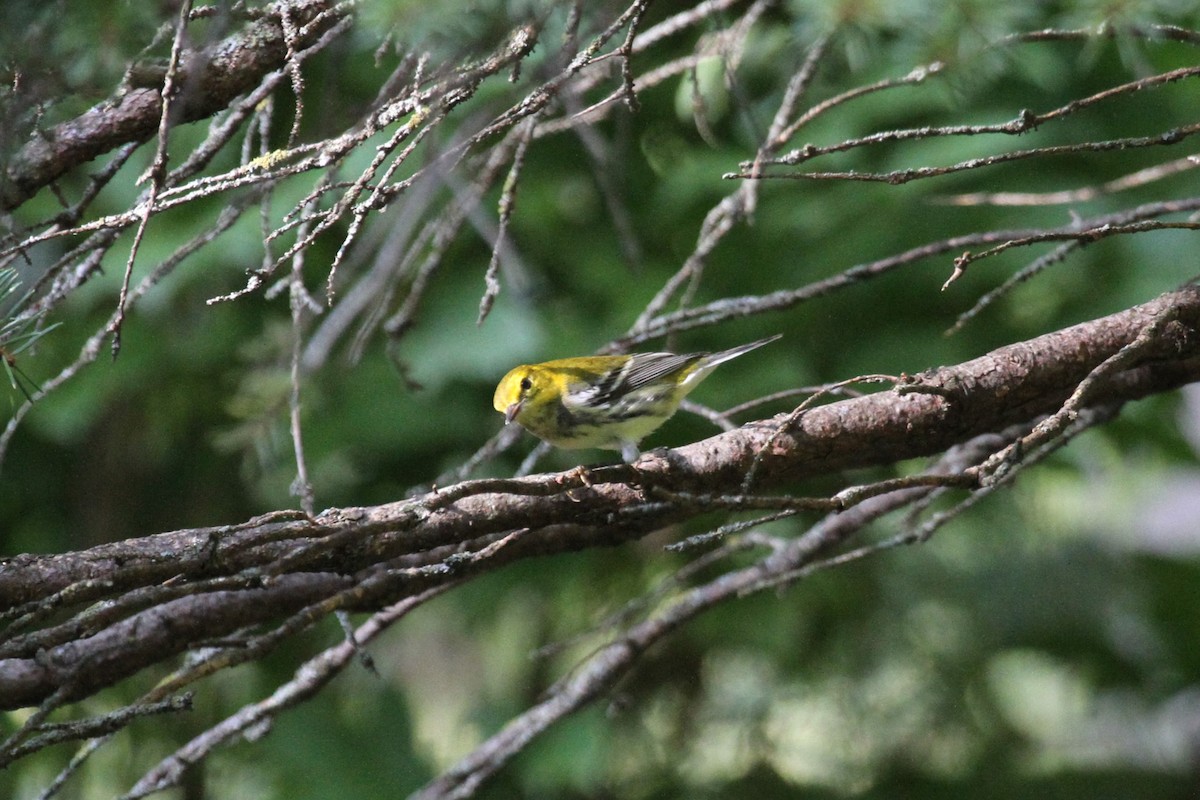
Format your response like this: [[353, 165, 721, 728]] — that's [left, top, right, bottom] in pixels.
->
[[0, 0, 346, 211], [2, 285, 1197, 712], [3, 5, 1200, 797]]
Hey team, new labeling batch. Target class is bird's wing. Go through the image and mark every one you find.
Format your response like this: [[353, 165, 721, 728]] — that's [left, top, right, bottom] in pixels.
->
[[565, 353, 696, 409]]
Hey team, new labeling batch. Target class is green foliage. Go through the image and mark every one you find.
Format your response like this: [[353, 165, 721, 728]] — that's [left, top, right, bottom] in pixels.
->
[[0, 269, 57, 403], [3, 0, 1200, 798]]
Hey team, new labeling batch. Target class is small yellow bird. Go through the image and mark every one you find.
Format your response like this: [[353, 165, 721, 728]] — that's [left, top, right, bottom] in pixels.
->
[[493, 335, 781, 462]]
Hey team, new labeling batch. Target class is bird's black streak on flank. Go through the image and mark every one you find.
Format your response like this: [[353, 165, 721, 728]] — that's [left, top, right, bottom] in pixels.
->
[[556, 402, 579, 431]]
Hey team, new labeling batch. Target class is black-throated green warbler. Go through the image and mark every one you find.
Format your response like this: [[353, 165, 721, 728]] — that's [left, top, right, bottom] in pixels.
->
[[493, 334, 781, 461]]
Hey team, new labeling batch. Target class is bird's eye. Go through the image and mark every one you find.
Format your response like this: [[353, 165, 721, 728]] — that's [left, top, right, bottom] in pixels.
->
[[519, 376, 532, 392]]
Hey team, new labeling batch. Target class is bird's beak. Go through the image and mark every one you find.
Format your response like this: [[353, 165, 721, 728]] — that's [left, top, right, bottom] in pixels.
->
[[504, 401, 522, 424]]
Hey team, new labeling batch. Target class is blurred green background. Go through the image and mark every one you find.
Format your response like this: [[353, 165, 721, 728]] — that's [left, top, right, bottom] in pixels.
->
[[3, 0, 1200, 797]]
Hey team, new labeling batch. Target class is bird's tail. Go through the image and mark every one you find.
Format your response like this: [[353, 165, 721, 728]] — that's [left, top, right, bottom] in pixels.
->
[[701, 334, 782, 369]]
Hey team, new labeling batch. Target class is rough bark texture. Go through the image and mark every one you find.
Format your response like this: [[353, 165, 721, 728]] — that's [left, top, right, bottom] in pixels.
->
[[1, 286, 1197, 710], [0, 0, 343, 211]]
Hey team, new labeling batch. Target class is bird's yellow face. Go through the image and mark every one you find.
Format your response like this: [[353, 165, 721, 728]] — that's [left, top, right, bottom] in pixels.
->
[[493, 365, 541, 425]]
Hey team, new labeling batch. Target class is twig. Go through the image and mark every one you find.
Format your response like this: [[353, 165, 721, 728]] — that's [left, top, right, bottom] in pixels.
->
[[110, 0, 194, 359]]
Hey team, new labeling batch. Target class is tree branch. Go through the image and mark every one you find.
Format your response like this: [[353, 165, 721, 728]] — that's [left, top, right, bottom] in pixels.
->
[[0, 0, 347, 211], [2, 285, 1197, 711]]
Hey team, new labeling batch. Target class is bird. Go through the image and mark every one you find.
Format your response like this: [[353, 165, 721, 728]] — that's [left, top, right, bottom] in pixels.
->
[[493, 334, 781, 462]]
